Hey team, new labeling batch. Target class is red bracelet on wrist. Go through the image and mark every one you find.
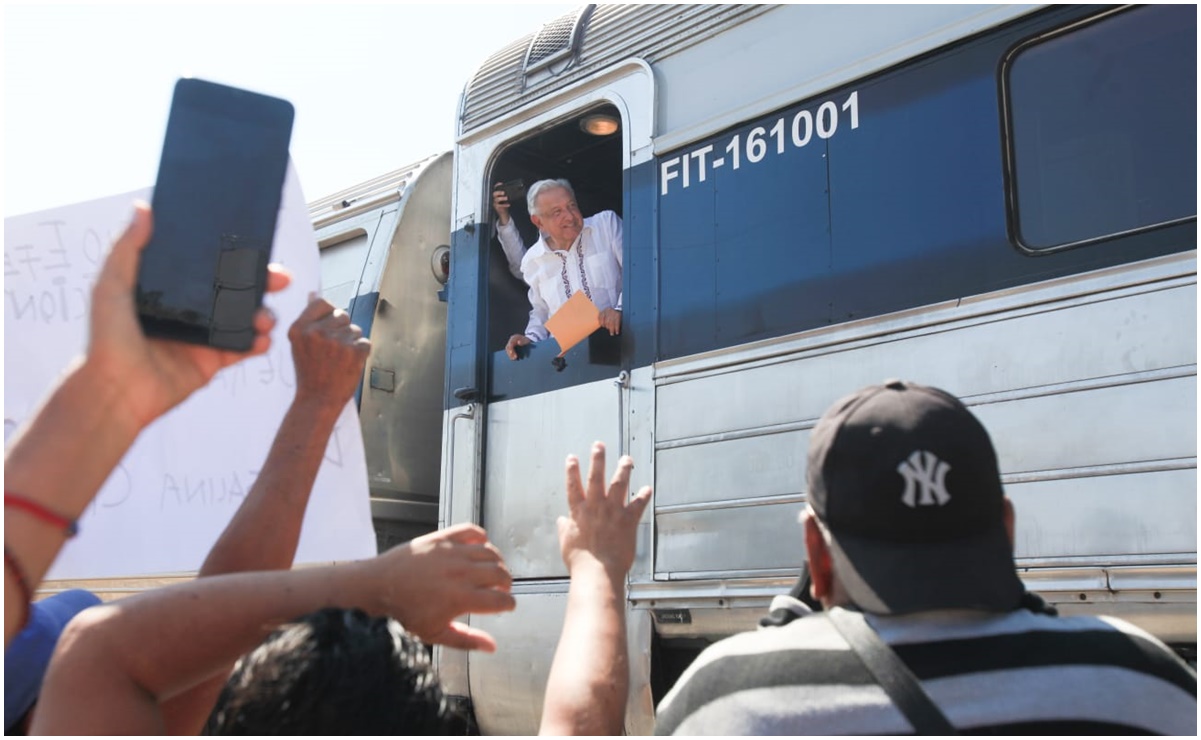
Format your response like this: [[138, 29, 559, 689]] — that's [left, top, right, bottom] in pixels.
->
[[5, 492, 79, 537]]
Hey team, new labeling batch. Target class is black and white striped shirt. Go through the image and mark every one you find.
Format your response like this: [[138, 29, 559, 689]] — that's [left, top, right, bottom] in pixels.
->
[[655, 606, 1196, 735]]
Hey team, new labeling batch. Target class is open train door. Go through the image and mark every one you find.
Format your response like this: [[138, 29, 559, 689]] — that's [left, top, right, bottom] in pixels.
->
[[435, 4, 661, 733]]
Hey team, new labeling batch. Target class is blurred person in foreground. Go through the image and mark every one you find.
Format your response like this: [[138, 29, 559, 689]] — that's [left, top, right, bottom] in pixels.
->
[[31, 522, 515, 734], [5, 200, 384, 734], [4, 201, 290, 648], [655, 380, 1197, 735], [205, 442, 652, 736]]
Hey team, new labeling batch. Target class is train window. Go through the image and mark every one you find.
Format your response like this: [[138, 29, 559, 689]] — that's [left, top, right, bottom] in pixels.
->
[[1003, 5, 1196, 252], [485, 103, 625, 399]]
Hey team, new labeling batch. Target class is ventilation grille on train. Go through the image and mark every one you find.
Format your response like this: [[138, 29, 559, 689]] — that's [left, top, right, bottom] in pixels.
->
[[460, 4, 774, 135], [523, 5, 595, 75]]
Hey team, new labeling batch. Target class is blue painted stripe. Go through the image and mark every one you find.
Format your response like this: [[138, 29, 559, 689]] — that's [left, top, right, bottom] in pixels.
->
[[653, 4, 1193, 361], [346, 290, 378, 409]]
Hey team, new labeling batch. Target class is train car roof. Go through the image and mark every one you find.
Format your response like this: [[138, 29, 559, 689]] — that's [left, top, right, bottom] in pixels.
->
[[307, 152, 445, 229], [458, 4, 772, 136]]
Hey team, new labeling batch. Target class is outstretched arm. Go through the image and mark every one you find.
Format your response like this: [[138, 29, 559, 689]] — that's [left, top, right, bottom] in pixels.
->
[[523, 279, 553, 342], [507, 277, 553, 360], [160, 296, 371, 733], [539, 442, 652, 736], [4, 202, 290, 646], [598, 211, 623, 335], [33, 524, 515, 735], [197, 296, 370, 576], [493, 182, 527, 280]]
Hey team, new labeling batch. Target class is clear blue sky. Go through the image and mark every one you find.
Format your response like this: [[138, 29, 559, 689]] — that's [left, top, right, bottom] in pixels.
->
[[3, 2, 578, 216]]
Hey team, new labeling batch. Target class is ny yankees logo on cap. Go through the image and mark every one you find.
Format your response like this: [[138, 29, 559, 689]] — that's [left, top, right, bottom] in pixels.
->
[[897, 450, 952, 508], [805, 380, 1024, 615]]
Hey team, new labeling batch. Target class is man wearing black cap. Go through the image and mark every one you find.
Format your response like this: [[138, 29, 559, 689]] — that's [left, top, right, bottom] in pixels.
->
[[655, 380, 1196, 735]]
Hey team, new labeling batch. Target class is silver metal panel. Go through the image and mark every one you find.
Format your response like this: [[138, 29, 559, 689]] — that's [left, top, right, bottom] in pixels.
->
[[1007, 469, 1196, 560], [656, 253, 1194, 380], [654, 5, 1039, 153], [645, 605, 766, 641], [656, 501, 806, 577], [469, 591, 566, 735], [657, 264, 1195, 442], [634, 565, 1198, 644], [655, 429, 807, 509], [356, 154, 452, 510], [975, 375, 1197, 475], [1027, 565, 1197, 643], [440, 404, 480, 530], [625, 607, 656, 736], [630, 576, 795, 607], [1018, 567, 1109, 592], [1108, 565, 1198, 592], [467, 589, 655, 736], [484, 378, 638, 579], [650, 256, 1196, 650], [308, 156, 434, 229], [630, 576, 794, 638], [626, 366, 656, 462], [627, 365, 658, 585], [1015, 563, 1195, 598], [434, 403, 479, 701]]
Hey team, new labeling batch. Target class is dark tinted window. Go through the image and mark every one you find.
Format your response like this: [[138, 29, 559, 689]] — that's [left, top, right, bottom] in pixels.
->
[[1005, 6, 1197, 251]]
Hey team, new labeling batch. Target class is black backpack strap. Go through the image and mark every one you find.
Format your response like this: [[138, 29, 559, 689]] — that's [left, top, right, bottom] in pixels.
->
[[826, 608, 956, 735]]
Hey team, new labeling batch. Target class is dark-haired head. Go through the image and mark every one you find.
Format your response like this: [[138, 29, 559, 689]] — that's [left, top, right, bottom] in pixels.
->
[[205, 607, 464, 735]]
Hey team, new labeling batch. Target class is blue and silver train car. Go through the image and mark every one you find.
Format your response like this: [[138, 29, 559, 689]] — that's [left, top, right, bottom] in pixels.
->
[[310, 153, 452, 552], [319, 4, 1196, 733]]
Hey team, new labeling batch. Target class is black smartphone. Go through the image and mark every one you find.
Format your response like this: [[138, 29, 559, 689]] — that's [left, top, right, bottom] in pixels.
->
[[502, 178, 526, 206], [136, 78, 294, 351]]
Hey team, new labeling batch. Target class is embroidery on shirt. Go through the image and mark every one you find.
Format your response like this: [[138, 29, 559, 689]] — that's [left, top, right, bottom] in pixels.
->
[[557, 237, 593, 302]]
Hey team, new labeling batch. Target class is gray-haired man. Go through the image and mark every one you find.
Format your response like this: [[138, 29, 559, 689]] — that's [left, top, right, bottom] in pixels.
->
[[494, 178, 623, 360]]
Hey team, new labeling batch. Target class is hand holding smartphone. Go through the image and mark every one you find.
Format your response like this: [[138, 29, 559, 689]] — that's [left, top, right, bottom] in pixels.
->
[[501, 179, 526, 207], [136, 78, 294, 351]]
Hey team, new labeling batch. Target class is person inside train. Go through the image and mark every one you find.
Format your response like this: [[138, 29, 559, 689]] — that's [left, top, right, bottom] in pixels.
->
[[493, 179, 624, 360]]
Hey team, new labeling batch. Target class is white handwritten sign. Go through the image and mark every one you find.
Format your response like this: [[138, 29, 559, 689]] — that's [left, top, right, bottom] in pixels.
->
[[3, 165, 378, 579]]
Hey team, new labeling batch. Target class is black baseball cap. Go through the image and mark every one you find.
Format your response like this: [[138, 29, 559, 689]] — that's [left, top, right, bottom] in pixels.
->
[[807, 380, 1024, 615]]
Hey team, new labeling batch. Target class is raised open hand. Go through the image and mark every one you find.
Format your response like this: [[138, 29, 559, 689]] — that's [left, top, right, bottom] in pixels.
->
[[374, 523, 515, 652], [558, 442, 652, 578]]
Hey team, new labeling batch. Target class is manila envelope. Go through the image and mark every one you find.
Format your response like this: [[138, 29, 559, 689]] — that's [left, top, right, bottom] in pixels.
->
[[545, 291, 601, 356]]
